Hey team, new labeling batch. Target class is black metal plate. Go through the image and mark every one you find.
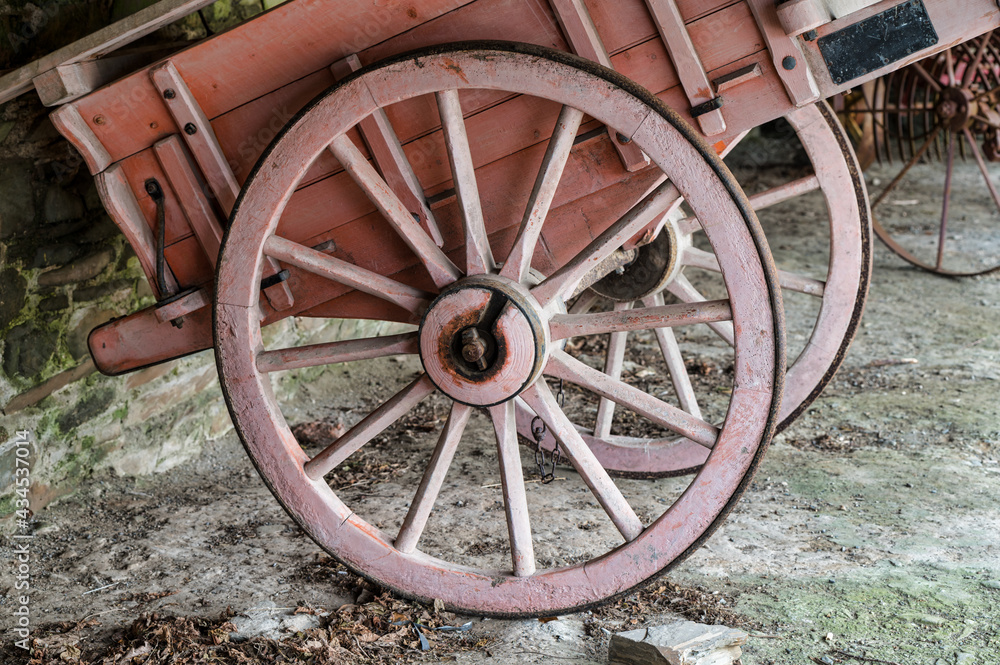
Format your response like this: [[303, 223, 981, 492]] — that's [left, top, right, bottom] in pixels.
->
[[818, 0, 938, 85]]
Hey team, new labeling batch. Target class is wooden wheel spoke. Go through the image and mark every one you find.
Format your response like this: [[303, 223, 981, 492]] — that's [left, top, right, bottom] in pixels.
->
[[676, 215, 702, 237], [672, 174, 821, 234], [748, 175, 822, 213], [521, 380, 643, 542], [641, 294, 702, 419], [683, 247, 824, 297], [395, 402, 472, 554], [569, 290, 600, 315], [257, 332, 418, 373], [329, 134, 461, 289], [594, 301, 631, 438], [546, 349, 718, 449], [549, 297, 731, 340], [945, 49, 957, 87], [304, 374, 436, 479], [488, 401, 536, 577], [663, 273, 734, 346], [532, 179, 680, 306], [264, 235, 430, 314], [436, 90, 495, 276], [501, 105, 585, 282]]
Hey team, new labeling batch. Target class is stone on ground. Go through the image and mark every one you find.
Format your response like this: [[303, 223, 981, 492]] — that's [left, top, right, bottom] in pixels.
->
[[229, 601, 324, 642], [609, 620, 747, 665]]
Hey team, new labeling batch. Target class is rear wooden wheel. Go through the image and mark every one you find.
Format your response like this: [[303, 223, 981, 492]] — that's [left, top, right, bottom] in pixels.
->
[[215, 43, 784, 616], [552, 102, 871, 477]]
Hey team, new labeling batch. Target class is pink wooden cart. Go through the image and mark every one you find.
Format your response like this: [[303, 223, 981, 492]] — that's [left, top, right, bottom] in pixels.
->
[[2, 0, 995, 616]]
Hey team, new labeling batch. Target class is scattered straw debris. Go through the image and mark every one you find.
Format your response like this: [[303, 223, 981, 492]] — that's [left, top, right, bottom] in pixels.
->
[[11, 589, 484, 664], [591, 581, 759, 632]]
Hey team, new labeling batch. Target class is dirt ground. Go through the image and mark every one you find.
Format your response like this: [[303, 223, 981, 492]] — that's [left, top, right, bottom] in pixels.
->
[[2, 150, 999, 664]]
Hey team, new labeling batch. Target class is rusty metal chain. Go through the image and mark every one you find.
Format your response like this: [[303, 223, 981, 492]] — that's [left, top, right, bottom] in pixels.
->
[[530, 380, 565, 484]]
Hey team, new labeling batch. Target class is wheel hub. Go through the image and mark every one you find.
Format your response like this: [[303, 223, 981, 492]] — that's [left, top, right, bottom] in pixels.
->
[[419, 276, 549, 406], [589, 216, 682, 302], [936, 87, 974, 132]]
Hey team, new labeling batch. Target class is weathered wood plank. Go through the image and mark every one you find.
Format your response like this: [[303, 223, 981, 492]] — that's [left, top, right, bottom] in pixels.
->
[[0, 0, 217, 105]]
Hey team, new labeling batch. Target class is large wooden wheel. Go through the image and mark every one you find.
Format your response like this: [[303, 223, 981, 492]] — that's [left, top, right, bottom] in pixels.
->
[[215, 43, 784, 617], [539, 101, 870, 478]]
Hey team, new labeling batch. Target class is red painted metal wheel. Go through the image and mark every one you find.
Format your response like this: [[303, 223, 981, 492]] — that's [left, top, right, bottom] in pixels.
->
[[853, 32, 1000, 276], [215, 43, 784, 616], [539, 101, 871, 478]]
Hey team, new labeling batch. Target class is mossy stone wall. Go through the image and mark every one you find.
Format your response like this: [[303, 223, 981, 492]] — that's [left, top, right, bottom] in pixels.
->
[[0, 0, 306, 525]]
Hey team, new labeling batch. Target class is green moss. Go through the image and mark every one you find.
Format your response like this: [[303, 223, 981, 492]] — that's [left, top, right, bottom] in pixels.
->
[[112, 403, 128, 421], [723, 565, 1000, 664], [80, 435, 95, 451], [0, 493, 16, 517]]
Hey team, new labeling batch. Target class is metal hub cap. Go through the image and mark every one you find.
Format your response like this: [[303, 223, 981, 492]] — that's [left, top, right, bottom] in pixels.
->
[[589, 215, 682, 302], [419, 276, 549, 406]]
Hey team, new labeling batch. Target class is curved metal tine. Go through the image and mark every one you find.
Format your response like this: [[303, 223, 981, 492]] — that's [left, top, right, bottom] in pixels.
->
[[964, 31, 995, 90], [488, 401, 536, 577], [329, 134, 461, 289], [257, 332, 419, 373], [936, 132, 956, 270], [909, 61, 942, 93], [501, 105, 585, 283], [546, 349, 718, 449], [641, 293, 702, 419], [304, 374, 436, 479], [264, 235, 431, 314], [593, 301, 632, 439], [436, 89, 495, 276], [395, 402, 473, 554], [532, 178, 679, 307], [664, 273, 734, 346], [520, 378, 644, 541], [872, 124, 944, 209], [962, 127, 1000, 216]]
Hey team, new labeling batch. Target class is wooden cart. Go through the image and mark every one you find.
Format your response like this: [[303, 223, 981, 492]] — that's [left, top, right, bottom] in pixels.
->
[[2, 0, 995, 616]]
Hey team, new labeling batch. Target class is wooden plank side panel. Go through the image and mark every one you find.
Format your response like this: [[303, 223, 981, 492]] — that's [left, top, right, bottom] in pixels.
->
[[118, 150, 195, 247], [65, 0, 764, 175], [71, 0, 480, 162], [163, 234, 214, 289]]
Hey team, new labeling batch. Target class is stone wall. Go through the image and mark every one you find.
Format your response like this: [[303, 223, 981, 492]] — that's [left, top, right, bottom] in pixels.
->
[[0, 0, 294, 523]]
